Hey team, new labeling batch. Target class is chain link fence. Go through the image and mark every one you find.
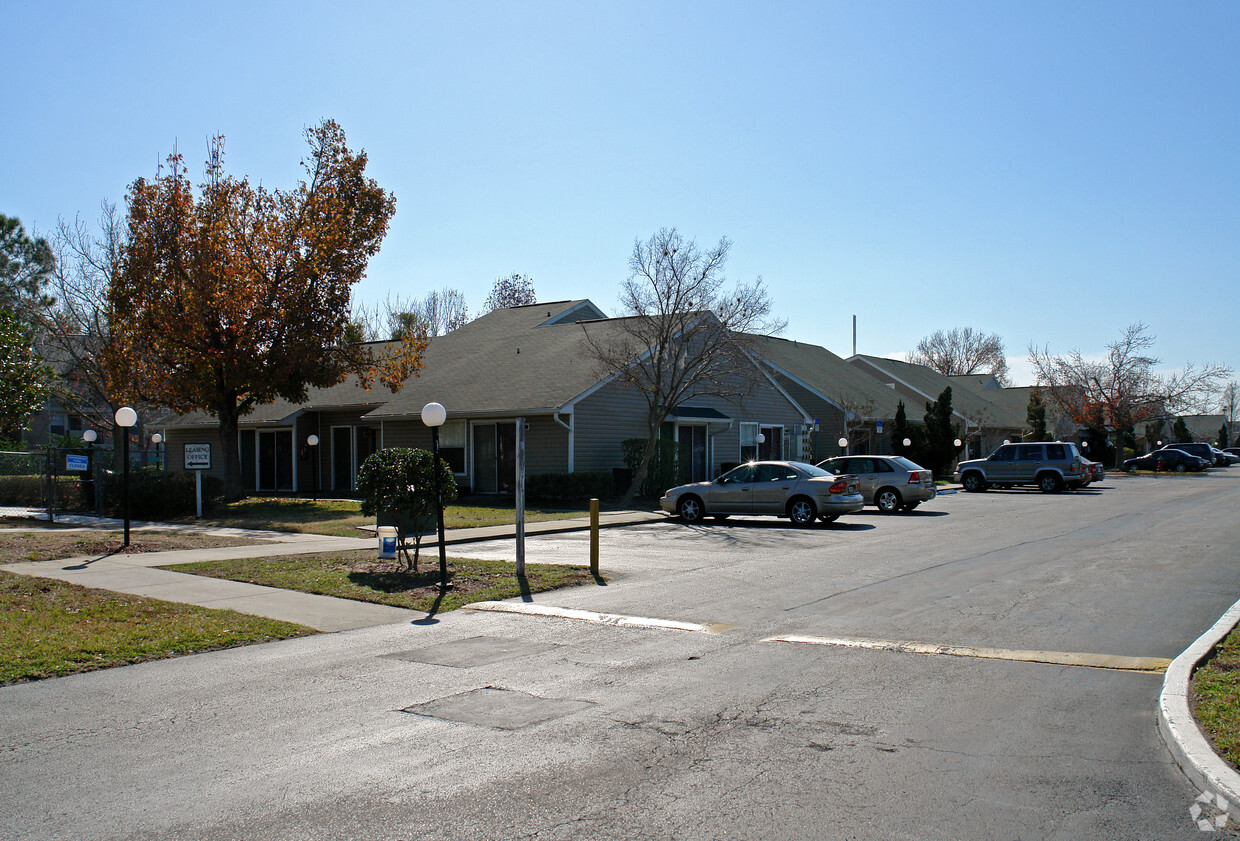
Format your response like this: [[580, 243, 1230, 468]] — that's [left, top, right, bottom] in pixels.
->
[[0, 446, 165, 522]]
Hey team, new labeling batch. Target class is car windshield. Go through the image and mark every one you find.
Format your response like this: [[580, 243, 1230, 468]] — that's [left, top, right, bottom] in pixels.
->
[[793, 461, 832, 478], [891, 456, 923, 471]]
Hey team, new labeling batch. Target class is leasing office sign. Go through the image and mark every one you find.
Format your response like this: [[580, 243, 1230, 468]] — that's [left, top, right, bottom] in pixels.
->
[[184, 443, 211, 470]]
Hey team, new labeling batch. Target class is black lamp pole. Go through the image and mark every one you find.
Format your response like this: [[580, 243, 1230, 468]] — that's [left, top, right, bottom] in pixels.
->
[[431, 424, 448, 590]]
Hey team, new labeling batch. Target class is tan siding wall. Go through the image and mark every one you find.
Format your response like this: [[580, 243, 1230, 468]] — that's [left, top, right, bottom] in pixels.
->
[[573, 376, 808, 477]]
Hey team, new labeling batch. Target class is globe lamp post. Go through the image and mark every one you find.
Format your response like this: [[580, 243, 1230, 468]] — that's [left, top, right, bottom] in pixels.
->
[[115, 406, 137, 547], [421, 402, 450, 591]]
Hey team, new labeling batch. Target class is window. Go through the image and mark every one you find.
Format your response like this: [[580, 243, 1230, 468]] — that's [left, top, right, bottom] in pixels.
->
[[740, 423, 759, 462], [1046, 444, 1066, 460], [439, 420, 466, 473], [992, 445, 1017, 460], [756, 464, 796, 482], [720, 464, 756, 484], [1017, 445, 1043, 461]]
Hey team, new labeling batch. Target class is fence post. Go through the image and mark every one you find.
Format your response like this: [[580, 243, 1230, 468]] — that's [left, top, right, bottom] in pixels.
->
[[44, 449, 54, 523]]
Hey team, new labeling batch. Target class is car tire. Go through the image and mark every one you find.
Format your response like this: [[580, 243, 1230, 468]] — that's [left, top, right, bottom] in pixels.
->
[[902, 501, 920, 511], [787, 497, 817, 526], [677, 495, 705, 523], [875, 488, 902, 513], [819, 513, 839, 523], [962, 472, 986, 492], [1175, 463, 1187, 473], [1126, 464, 1136, 473], [1038, 473, 1063, 493]]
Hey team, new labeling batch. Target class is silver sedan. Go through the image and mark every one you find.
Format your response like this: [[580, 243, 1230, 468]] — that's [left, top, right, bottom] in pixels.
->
[[660, 461, 864, 526]]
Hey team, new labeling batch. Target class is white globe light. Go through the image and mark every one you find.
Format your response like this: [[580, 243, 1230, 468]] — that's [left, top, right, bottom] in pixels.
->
[[1003, 439, 1011, 445], [421, 402, 447, 428], [307, 434, 320, 447], [150, 433, 163, 445], [756, 433, 766, 444], [837, 437, 848, 448], [902, 438, 911, 447], [82, 429, 97, 443], [114, 406, 137, 428], [953, 438, 962, 447]]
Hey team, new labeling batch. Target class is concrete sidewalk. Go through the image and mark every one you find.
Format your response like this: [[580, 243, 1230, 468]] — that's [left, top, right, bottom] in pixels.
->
[[1, 509, 666, 632]]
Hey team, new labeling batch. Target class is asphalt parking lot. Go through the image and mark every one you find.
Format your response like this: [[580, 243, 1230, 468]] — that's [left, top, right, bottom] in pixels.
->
[[4, 471, 1240, 840]]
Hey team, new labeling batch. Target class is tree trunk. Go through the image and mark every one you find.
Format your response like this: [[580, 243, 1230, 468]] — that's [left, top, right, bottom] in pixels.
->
[[620, 436, 659, 509], [216, 409, 245, 503]]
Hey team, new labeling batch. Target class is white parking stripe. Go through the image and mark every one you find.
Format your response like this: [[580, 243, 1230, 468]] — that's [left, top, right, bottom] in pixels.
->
[[464, 601, 739, 634], [766, 633, 1171, 672]]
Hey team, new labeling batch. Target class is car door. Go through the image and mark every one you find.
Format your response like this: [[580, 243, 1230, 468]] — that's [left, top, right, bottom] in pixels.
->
[[705, 464, 755, 513], [844, 457, 878, 502], [751, 463, 799, 514], [986, 445, 1019, 483], [1015, 444, 1045, 483]]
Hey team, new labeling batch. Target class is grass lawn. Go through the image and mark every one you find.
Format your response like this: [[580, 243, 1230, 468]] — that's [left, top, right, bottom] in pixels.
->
[[178, 497, 596, 536], [162, 551, 601, 613], [0, 525, 272, 563], [1191, 626, 1240, 769], [0, 570, 314, 684]]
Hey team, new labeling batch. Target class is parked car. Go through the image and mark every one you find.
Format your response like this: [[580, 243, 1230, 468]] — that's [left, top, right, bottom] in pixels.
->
[[1123, 448, 1208, 473], [1224, 447, 1240, 458], [1081, 459, 1106, 485], [954, 441, 1086, 493], [1210, 447, 1238, 466], [1156, 442, 1220, 467], [660, 461, 864, 526], [815, 454, 937, 512]]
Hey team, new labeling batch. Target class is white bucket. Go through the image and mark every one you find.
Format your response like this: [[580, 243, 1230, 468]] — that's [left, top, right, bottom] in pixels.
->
[[377, 526, 398, 559]]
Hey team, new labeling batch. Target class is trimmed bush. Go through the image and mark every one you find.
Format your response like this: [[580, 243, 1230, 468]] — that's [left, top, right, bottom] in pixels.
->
[[526, 471, 613, 504], [101, 468, 225, 520], [0, 475, 45, 506]]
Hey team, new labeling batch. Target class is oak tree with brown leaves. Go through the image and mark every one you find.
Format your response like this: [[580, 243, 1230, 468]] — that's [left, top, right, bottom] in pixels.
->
[[109, 121, 424, 500]]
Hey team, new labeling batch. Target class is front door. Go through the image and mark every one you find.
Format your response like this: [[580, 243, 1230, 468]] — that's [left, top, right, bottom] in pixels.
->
[[682, 425, 708, 483], [472, 423, 517, 494]]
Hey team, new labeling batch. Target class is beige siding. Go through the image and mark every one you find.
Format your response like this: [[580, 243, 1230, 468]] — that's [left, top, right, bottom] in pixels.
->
[[573, 376, 808, 477]]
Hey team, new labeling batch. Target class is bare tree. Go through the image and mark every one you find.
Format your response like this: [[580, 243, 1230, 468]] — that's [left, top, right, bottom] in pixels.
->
[[40, 202, 162, 435], [1028, 322, 1232, 468], [1221, 380, 1239, 444], [483, 273, 536, 311], [583, 228, 785, 505], [909, 327, 1010, 385], [352, 288, 470, 341]]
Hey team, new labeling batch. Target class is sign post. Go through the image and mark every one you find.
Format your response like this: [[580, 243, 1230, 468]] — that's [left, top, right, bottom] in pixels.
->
[[184, 444, 211, 518]]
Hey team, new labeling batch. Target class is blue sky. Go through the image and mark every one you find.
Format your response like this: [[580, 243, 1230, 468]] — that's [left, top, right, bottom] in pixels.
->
[[4, 1, 1237, 390]]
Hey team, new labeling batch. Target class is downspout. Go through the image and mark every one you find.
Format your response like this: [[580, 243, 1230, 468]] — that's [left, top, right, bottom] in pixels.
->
[[553, 411, 574, 473]]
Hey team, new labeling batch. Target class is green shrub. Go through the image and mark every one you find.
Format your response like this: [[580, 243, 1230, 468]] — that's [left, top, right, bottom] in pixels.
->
[[101, 468, 225, 520], [0, 475, 45, 506], [622, 438, 681, 498], [526, 471, 613, 504]]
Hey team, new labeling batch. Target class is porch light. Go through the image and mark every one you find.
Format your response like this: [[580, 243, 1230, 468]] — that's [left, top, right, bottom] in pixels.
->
[[115, 406, 137, 547], [421, 402, 450, 591], [82, 429, 97, 443], [838, 436, 848, 456]]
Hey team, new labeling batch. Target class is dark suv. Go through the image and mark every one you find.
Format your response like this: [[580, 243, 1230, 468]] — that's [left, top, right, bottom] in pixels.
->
[[955, 441, 1086, 493]]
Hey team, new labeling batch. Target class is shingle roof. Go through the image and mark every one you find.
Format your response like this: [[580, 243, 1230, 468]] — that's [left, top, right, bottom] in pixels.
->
[[366, 299, 620, 419], [848, 354, 1026, 429], [750, 336, 906, 418]]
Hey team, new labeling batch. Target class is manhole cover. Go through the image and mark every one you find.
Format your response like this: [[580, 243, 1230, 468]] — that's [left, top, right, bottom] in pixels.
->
[[384, 635, 560, 668], [402, 687, 595, 730]]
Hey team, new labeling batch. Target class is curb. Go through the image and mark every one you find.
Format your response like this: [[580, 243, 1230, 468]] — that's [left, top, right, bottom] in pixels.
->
[[1158, 595, 1240, 822]]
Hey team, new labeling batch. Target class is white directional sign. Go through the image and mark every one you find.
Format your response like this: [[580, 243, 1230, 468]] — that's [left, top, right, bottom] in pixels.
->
[[184, 443, 211, 470], [66, 454, 89, 472]]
